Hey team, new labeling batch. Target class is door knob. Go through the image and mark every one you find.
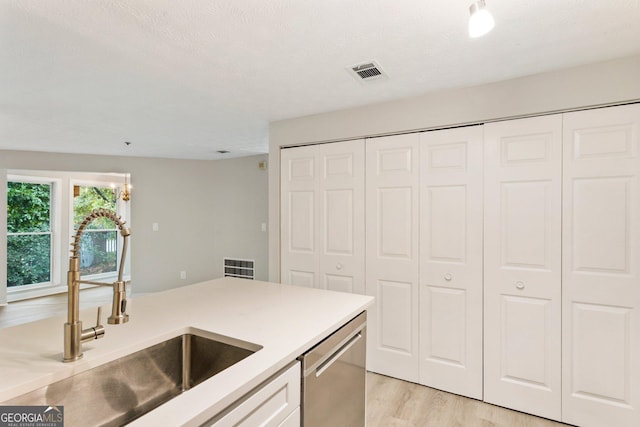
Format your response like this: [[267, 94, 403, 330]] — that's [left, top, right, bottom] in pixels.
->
[[515, 281, 525, 290], [336, 263, 343, 270], [444, 273, 453, 281]]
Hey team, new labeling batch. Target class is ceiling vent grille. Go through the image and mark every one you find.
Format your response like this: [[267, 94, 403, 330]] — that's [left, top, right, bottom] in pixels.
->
[[348, 61, 388, 83]]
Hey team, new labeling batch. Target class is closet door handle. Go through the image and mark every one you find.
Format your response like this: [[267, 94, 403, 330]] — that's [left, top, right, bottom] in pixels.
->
[[515, 281, 525, 290], [336, 263, 343, 271], [444, 273, 453, 281]]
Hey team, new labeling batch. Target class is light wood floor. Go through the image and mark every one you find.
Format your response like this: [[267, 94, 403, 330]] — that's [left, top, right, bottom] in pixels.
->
[[367, 372, 570, 427]]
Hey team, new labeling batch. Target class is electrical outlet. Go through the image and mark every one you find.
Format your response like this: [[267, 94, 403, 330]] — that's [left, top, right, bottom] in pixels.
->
[[180, 271, 187, 280]]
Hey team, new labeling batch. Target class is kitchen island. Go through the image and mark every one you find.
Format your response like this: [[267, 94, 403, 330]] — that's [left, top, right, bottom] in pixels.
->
[[0, 277, 373, 426]]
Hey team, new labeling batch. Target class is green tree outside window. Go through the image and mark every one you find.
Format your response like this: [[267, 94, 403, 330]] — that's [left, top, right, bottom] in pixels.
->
[[73, 185, 118, 276], [7, 182, 52, 287], [6, 181, 121, 287]]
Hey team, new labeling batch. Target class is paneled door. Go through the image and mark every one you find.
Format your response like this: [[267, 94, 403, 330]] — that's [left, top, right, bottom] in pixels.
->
[[280, 141, 365, 293], [365, 133, 420, 382], [281, 145, 318, 288], [318, 140, 365, 294], [483, 115, 562, 420], [562, 104, 640, 427], [419, 125, 484, 399]]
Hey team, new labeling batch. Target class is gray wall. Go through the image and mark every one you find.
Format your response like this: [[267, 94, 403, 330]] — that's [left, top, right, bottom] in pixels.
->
[[1, 151, 269, 295], [268, 54, 640, 280]]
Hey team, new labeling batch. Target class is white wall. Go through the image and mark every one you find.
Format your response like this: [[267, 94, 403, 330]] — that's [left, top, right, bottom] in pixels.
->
[[0, 151, 269, 297], [268, 55, 640, 280]]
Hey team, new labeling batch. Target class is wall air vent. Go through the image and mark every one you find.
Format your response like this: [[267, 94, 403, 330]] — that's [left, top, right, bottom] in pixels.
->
[[224, 258, 255, 280], [348, 61, 388, 83]]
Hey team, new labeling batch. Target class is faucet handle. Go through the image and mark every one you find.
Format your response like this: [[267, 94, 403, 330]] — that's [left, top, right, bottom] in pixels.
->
[[80, 307, 105, 343], [92, 307, 105, 339]]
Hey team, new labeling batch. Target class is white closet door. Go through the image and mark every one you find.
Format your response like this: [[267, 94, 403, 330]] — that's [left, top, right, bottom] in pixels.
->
[[484, 115, 562, 420], [419, 125, 483, 399], [366, 133, 420, 382], [281, 141, 365, 292], [280, 145, 319, 288], [318, 140, 365, 294], [562, 104, 640, 427]]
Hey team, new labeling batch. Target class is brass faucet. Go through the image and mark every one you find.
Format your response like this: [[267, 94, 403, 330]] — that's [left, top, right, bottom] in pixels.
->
[[63, 208, 131, 362]]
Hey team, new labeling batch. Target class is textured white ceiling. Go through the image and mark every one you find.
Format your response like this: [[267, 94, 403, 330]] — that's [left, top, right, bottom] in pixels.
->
[[1, 0, 639, 160]]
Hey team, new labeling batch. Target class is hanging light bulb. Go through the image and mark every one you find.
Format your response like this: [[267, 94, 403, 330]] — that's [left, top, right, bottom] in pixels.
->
[[468, 0, 495, 38], [121, 173, 131, 202]]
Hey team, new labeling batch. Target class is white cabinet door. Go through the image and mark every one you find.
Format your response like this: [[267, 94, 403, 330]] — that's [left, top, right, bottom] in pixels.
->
[[419, 125, 484, 399], [281, 141, 365, 292], [483, 115, 562, 420], [207, 362, 300, 427], [281, 145, 319, 288], [278, 407, 300, 427], [318, 141, 365, 295], [562, 104, 640, 427], [365, 133, 420, 382]]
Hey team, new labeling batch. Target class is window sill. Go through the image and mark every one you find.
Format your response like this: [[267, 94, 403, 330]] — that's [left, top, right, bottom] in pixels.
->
[[7, 275, 132, 303]]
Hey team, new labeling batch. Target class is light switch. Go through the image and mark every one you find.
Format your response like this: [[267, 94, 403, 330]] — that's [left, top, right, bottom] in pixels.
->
[[261, 222, 267, 232], [152, 222, 159, 232]]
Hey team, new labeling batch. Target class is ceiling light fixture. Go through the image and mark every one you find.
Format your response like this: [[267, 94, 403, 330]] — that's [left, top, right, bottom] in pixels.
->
[[111, 173, 131, 202], [468, 0, 495, 38]]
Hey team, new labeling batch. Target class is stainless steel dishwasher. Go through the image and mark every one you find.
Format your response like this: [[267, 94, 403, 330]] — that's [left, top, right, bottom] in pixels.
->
[[299, 311, 366, 427]]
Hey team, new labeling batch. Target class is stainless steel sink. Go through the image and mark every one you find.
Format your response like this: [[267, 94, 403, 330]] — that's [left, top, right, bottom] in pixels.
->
[[3, 330, 261, 427]]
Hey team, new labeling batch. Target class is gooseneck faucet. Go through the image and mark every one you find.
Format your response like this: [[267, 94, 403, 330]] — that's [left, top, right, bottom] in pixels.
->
[[63, 208, 131, 362]]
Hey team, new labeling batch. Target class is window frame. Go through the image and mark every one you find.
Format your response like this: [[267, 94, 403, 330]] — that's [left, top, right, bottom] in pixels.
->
[[6, 175, 61, 299]]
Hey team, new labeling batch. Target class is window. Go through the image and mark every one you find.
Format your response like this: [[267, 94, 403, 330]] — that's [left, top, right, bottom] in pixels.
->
[[73, 184, 118, 277], [6, 180, 53, 288], [4, 170, 130, 302]]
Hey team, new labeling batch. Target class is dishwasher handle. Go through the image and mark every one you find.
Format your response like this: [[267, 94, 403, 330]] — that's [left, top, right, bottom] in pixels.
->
[[315, 331, 362, 377]]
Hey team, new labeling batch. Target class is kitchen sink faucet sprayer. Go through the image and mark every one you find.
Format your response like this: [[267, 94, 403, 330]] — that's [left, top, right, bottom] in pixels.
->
[[63, 208, 131, 362]]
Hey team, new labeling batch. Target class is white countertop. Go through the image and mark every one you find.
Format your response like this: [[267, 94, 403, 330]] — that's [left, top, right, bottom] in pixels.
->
[[0, 277, 373, 426]]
